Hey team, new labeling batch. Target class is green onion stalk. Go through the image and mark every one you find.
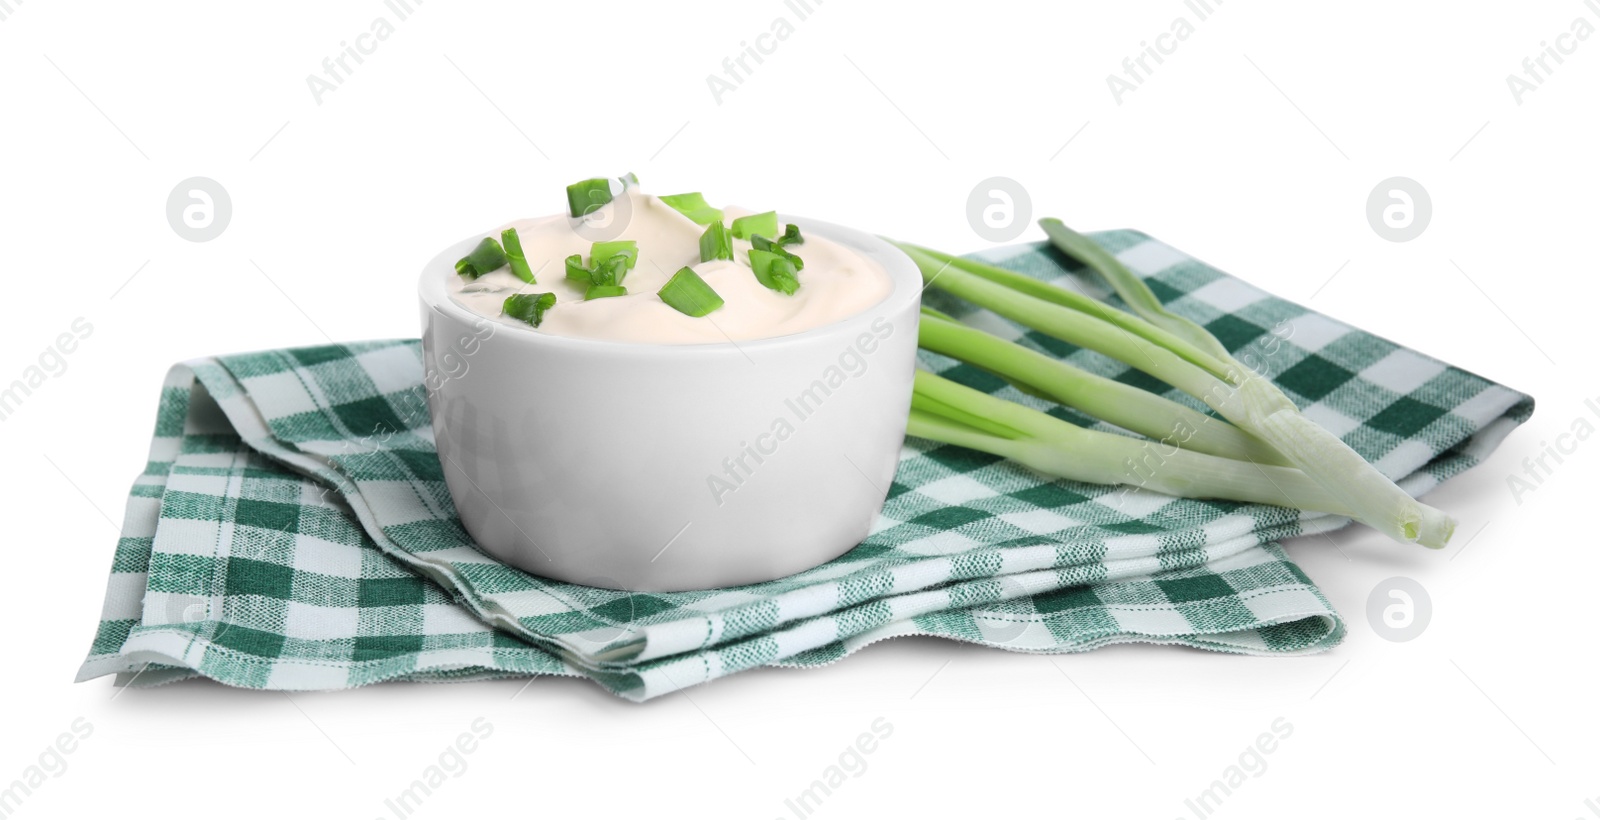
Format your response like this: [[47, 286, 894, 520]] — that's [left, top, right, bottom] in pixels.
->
[[908, 371, 1357, 516], [896, 222, 1456, 549]]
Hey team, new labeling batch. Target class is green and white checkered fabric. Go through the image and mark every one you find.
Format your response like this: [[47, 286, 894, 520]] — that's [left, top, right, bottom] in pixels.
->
[[77, 231, 1534, 701]]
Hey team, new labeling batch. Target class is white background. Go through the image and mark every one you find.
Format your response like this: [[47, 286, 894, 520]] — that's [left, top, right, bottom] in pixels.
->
[[2, 1, 1596, 817]]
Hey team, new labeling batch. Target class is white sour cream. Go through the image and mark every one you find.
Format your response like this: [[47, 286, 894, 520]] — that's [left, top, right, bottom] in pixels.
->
[[446, 190, 893, 344]]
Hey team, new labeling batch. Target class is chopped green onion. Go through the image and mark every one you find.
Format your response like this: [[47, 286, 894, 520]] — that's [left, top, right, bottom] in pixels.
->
[[659, 192, 724, 225], [585, 284, 628, 300], [591, 240, 638, 276], [730, 211, 778, 240], [592, 255, 628, 287], [501, 228, 536, 284], [748, 249, 800, 295], [619, 171, 640, 190], [502, 292, 557, 327], [565, 250, 630, 287], [455, 237, 509, 280], [751, 234, 805, 271], [566, 178, 613, 219], [564, 253, 592, 283], [778, 223, 804, 246], [767, 258, 800, 295], [699, 221, 733, 262], [658, 267, 724, 316]]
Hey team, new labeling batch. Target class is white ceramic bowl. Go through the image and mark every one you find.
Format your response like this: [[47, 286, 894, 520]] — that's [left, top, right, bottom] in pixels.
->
[[418, 215, 921, 592]]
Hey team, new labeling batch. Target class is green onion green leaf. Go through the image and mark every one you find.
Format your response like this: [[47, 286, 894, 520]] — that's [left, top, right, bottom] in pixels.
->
[[502, 292, 557, 327], [585, 284, 628, 300], [501, 228, 536, 284], [751, 234, 805, 271], [591, 240, 638, 278], [730, 211, 778, 241], [658, 267, 724, 316], [748, 249, 800, 295], [699, 221, 734, 262], [564, 253, 592, 283], [778, 223, 804, 246], [455, 237, 509, 280], [592, 255, 628, 287], [566, 178, 613, 219], [659, 192, 724, 225], [565, 249, 630, 287]]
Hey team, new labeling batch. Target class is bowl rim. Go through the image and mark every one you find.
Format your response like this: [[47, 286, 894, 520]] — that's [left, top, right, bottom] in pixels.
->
[[417, 212, 921, 354]]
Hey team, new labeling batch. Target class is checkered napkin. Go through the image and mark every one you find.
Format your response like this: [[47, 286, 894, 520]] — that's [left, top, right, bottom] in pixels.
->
[[77, 231, 1534, 701]]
